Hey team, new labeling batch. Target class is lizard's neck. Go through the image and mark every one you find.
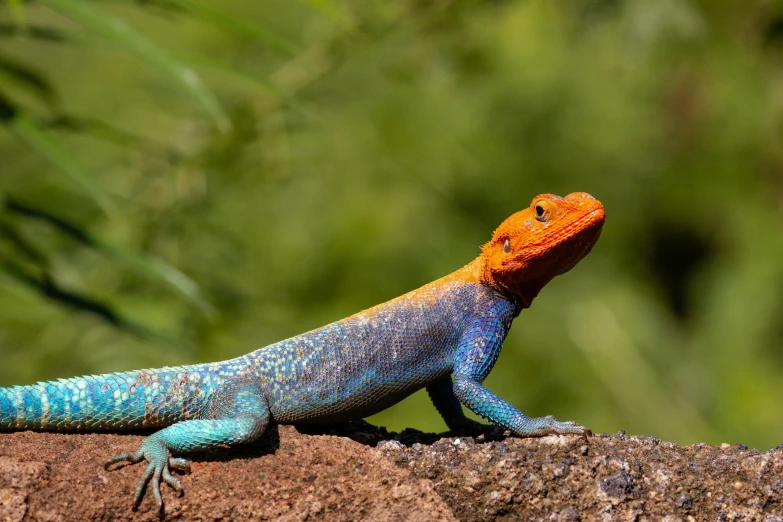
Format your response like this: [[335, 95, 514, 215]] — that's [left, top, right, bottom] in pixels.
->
[[477, 256, 544, 310], [447, 256, 541, 311]]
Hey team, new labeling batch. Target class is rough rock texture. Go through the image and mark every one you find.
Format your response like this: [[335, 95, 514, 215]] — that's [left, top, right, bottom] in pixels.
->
[[1, 422, 783, 521]]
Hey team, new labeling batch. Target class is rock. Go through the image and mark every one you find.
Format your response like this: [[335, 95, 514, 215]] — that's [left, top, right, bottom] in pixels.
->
[[1, 422, 782, 521]]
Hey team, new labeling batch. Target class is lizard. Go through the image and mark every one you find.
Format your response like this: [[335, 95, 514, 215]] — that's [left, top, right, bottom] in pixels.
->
[[0, 191, 605, 513]]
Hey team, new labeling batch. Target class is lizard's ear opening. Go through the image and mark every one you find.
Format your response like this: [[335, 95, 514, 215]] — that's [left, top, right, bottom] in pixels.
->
[[481, 227, 527, 295]]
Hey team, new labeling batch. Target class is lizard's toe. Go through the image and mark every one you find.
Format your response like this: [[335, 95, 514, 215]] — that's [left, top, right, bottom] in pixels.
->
[[104, 450, 143, 470], [549, 419, 590, 436], [107, 438, 189, 513], [133, 462, 156, 511], [150, 463, 165, 515], [162, 468, 183, 496], [169, 457, 191, 474], [513, 416, 590, 437], [130, 453, 187, 512]]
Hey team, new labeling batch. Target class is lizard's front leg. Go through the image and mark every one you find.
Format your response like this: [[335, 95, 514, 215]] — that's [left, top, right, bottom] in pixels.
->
[[452, 377, 586, 436], [451, 314, 589, 437], [106, 383, 269, 513]]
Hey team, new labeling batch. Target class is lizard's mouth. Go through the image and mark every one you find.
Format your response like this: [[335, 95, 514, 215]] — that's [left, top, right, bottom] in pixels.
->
[[553, 205, 605, 271], [579, 206, 606, 241]]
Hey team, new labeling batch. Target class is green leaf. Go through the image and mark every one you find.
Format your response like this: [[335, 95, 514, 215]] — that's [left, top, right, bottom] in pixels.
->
[[0, 23, 70, 43], [0, 258, 167, 342], [100, 243, 217, 317], [48, 115, 180, 159], [171, 0, 299, 57], [300, 0, 352, 26], [1, 100, 115, 215], [0, 23, 71, 42], [4, 199, 216, 317], [0, 53, 58, 110], [40, 0, 231, 133], [177, 52, 307, 115], [4, 0, 26, 25], [0, 219, 48, 268]]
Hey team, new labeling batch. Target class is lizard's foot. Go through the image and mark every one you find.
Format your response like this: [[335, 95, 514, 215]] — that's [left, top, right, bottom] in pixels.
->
[[105, 437, 190, 513], [446, 417, 489, 436], [546, 417, 592, 438], [514, 416, 591, 438]]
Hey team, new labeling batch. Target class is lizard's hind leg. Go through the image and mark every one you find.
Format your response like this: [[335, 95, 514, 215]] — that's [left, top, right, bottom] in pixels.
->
[[105, 382, 269, 513]]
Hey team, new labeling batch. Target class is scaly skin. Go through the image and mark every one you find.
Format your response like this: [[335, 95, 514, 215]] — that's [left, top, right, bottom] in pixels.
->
[[0, 192, 605, 512]]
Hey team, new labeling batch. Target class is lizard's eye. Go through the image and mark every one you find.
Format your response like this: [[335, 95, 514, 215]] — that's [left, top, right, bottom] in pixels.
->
[[503, 238, 512, 254], [534, 203, 547, 222]]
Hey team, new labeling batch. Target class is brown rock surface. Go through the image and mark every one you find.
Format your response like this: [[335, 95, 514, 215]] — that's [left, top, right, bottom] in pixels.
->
[[1, 422, 783, 521]]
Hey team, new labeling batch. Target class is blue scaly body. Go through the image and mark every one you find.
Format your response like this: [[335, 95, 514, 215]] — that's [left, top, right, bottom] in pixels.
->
[[0, 192, 606, 511]]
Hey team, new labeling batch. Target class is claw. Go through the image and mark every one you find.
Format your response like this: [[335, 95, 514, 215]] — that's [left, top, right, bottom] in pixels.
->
[[133, 463, 156, 511], [105, 440, 189, 513]]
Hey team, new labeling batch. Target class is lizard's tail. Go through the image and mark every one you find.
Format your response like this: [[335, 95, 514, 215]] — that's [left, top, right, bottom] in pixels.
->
[[0, 375, 140, 431], [0, 366, 207, 431], [0, 387, 17, 427]]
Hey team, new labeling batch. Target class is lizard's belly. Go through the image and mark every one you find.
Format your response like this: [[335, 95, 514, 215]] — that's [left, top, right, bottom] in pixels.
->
[[273, 386, 429, 424]]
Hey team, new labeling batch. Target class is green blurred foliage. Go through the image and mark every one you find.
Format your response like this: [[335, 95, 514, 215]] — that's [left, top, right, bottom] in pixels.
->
[[1, 0, 783, 448]]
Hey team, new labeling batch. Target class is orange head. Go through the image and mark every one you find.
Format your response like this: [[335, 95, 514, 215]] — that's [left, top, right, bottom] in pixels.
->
[[481, 192, 605, 308]]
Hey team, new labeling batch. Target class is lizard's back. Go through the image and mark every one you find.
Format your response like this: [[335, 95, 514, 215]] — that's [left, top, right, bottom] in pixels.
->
[[251, 264, 512, 423]]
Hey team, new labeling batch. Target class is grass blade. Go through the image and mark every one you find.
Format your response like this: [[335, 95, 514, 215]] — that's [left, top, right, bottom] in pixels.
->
[[300, 0, 352, 26], [177, 52, 306, 114], [0, 22, 70, 42], [0, 258, 166, 342], [1, 99, 114, 215], [171, 0, 299, 57], [48, 115, 181, 159], [4, 199, 215, 316], [102, 243, 216, 317], [5, 0, 26, 25], [0, 53, 58, 109], [40, 0, 231, 133]]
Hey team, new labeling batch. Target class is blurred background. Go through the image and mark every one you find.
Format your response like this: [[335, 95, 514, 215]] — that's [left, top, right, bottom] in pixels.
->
[[0, 0, 782, 449]]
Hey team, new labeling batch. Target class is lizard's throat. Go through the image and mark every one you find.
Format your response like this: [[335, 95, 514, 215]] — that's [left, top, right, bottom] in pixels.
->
[[498, 277, 549, 310], [479, 258, 548, 310]]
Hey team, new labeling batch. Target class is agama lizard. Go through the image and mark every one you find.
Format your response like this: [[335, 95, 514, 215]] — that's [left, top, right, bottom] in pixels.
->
[[0, 192, 605, 512]]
